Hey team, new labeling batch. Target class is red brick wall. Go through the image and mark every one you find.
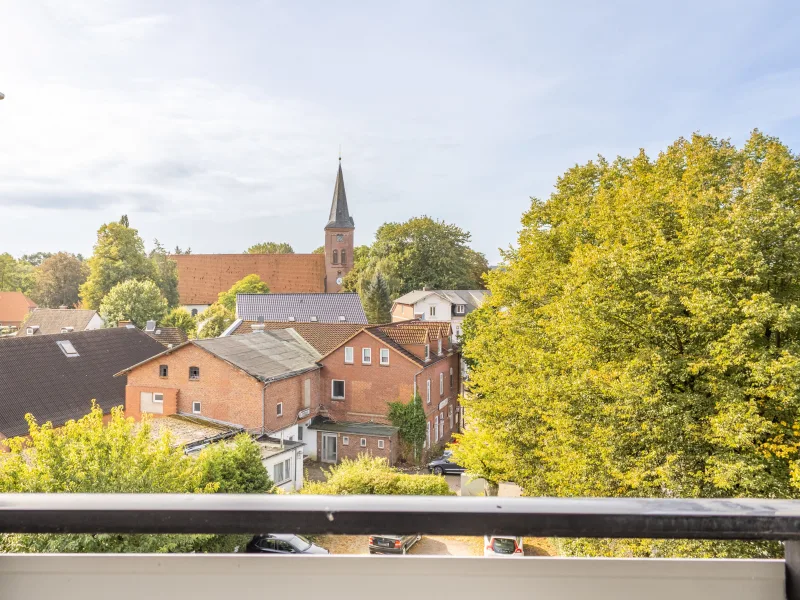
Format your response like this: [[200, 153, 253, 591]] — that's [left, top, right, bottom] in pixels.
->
[[125, 344, 318, 432], [316, 430, 398, 464]]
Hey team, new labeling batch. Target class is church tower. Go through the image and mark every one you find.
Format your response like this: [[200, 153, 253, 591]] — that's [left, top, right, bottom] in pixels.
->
[[324, 158, 355, 292]]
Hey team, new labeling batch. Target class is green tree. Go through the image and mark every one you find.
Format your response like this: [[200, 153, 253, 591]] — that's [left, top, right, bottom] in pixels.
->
[[302, 455, 452, 495], [387, 394, 427, 462], [149, 239, 180, 308], [311, 246, 325, 254], [245, 242, 294, 254], [161, 307, 197, 338], [0, 405, 271, 553], [0, 254, 35, 294], [80, 220, 156, 309], [99, 279, 169, 327], [453, 130, 800, 558], [20, 252, 53, 267], [31, 252, 88, 308], [199, 274, 270, 338], [362, 272, 392, 323]]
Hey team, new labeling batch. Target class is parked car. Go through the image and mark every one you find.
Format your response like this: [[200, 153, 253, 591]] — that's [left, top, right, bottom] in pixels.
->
[[368, 534, 421, 555], [246, 534, 329, 554], [484, 535, 524, 557], [427, 450, 465, 475]]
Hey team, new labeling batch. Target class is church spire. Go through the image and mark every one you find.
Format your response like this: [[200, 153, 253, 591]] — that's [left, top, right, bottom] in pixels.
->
[[325, 159, 355, 230]]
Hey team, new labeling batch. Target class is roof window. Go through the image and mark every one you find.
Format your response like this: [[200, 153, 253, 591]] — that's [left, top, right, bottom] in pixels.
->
[[57, 340, 79, 357], [310, 316, 318, 322]]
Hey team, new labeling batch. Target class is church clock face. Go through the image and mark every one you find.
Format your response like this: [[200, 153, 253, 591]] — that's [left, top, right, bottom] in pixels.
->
[[336, 234, 344, 242], [336, 277, 343, 285]]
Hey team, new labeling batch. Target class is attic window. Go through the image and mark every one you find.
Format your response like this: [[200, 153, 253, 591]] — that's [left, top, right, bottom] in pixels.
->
[[455, 305, 466, 315], [57, 340, 79, 357], [60, 326, 74, 333], [288, 316, 296, 322], [26, 326, 38, 335], [310, 316, 318, 322]]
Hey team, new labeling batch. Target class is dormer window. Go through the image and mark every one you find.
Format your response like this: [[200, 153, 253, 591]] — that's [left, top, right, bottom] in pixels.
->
[[429, 306, 436, 317], [455, 304, 466, 315], [60, 326, 74, 333]]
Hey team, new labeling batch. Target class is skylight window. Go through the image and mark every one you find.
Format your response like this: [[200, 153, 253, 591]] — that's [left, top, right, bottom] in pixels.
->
[[57, 340, 79, 357]]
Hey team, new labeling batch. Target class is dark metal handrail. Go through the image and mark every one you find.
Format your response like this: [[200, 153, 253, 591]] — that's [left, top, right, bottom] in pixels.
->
[[0, 494, 799, 539]]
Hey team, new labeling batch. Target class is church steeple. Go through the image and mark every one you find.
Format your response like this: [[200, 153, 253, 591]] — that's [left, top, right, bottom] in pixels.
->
[[325, 159, 355, 230]]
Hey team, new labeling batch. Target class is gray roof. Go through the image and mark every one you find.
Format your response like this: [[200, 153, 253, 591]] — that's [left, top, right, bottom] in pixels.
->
[[193, 330, 321, 382], [22, 308, 101, 335], [255, 435, 305, 459], [393, 290, 489, 313], [325, 161, 355, 230], [236, 293, 368, 324], [307, 416, 398, 437]]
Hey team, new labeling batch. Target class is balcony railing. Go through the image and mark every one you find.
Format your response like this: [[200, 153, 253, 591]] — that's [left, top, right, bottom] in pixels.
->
[[0, 495, 797, 600]]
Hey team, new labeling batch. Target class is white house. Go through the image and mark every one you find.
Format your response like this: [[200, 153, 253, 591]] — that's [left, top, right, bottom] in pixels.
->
[[257, 436, 305, 492], [391, 289, 489, 339], [21, 308, 104, 336]]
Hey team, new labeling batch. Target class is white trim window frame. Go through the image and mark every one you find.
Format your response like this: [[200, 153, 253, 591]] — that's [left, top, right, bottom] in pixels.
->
[[424, 344, 430, 361], [378, 439, 385, 450], [434, 415, 439, 443], [426, 421, 431, 448], [360, 437, 367, 447], [450, 367, 454, 389], [153, 392, 164, 404], [426, 379, 431, 404], [438, 338, 443, 355], [439, 373, 444, 396], [380, 348, 390, 365], [440, 412, 444, 438], [362, 347, 372, 365], [192, 401, 201, 414], [430, 305, 436, 317], [277, 402, 283, 417], [344, 347, 354, 364], [332, 380, 346, 400], [342, 436, 350, 446]]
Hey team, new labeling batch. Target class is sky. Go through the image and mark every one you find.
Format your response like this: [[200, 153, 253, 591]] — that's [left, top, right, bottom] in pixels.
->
[[2, 1, 800, 264]]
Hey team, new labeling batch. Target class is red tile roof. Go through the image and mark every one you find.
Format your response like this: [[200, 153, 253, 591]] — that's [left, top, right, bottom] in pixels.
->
[[171, 254, 326, 305], [231, 321, 366, 355], [0, 292, 37, 326]]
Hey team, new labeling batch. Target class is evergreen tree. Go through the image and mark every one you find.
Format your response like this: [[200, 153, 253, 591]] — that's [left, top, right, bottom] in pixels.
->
[[363, 272, 392, 324]]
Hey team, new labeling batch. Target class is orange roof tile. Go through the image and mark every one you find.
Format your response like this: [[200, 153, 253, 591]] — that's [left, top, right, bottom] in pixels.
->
[[375, 320, 452, 345], [231, 321, 366, 355], [0, 292, 37, 326], [171, 254, 326, 305]]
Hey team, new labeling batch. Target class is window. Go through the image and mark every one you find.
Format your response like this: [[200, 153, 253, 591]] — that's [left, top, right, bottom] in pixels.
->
[[298, 426, 304, 441], [153, 393, 163, 404], [434, 416, 439, 443], [426, 379, 431, 403], [344, 347, 354, 364], [332, 249, 338, 264], [449, 406, 454, 429], [159, 365, 168, 377], [56, 340, 79, 357], [362, 347, 372, 364], [440, 373, 444, 395], [378, 439, 385, 450], [336, 234, 344, 242], [426, 421, 431, 448], [424, 344, 430, 361], [26, 327, 34, 335], [189, 366, 200, 380], [341, 249, 346, 266], [273, 457, 292, 484], [438, 338, 443, 355], [332, 380, 345, 399], [380, 348, 390, 365], [440, 413, 444, 437], [191, 308, 198, 317], [192, 401, 201, 414], [430, 305, 436, 317], [360, 437, 367, 447], [450, 367, 454, 389], [342, 436, 349, 445], [277, 402, 283, 417], [455, 304, 466, 315]]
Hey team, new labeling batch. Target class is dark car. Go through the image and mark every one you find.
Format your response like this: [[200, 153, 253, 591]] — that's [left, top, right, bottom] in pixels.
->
[[246, 534, 329, 554], [368, 534, 421, 555], [427, 450, 465, 475]]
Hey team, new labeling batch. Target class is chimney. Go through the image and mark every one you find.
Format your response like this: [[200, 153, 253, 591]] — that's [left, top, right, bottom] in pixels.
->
[[144, 320, 157, 332], [422, 286, 429, 291]]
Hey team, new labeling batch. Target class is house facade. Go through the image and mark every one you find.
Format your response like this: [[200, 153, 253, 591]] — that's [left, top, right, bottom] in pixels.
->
[[120, 331, 322, 453], [391, 289, 488, 339], [172, 160, 356, 316]]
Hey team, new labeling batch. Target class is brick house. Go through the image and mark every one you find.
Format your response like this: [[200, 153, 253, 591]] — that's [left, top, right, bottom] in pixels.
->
[[119, 330, 323, 453], [0, 292, 37, 330], [314, 320, 461, 463]]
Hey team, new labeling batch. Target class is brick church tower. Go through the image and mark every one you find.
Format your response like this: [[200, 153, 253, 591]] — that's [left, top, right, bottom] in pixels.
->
[[324, 159, 355, 292]]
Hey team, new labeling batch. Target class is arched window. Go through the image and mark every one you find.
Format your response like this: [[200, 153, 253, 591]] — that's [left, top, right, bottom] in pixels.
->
[[340, 249, 347, 266], [332, 249, 338, 264], [191, 308, 198, 317]]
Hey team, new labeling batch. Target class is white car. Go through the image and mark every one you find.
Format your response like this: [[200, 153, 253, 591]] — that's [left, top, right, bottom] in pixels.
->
[[484, 535, 524, 557]]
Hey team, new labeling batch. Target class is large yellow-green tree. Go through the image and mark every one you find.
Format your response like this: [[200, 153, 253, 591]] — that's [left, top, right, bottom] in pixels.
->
[[454, 131, 800, 558], [199, 274, 270, 338]]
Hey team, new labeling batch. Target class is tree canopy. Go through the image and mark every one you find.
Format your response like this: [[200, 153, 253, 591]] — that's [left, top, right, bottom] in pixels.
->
[[0, 405, 272, 553], [161, 307, 197, 338], [343, 217, 487, 298], [99, 279, 169, 327], [0, 253, 35, 294], [362, 272, 392, 323], [453, 131, 800, 558], [245, 242, 294, 254], [31, 252, 88, 308], [199, 274, 270, 338], [150, 239, 180, 308]]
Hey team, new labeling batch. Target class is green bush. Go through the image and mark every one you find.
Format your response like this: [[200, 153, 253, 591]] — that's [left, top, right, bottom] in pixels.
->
[[302, 455, 453, 496]]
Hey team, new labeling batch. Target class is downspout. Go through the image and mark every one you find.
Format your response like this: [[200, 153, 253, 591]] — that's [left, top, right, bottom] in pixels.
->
[[261, 380, 272, 436]]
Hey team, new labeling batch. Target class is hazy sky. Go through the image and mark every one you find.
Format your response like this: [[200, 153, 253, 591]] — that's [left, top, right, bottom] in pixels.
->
[[2, 1, 800, 263]]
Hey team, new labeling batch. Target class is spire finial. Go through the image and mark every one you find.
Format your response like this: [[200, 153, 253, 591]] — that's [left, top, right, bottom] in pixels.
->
[[339, 144, 342, 162]]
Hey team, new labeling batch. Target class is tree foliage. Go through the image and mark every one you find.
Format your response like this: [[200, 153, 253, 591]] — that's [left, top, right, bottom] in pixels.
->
[[362, 272, 392, 324], [31, 252, 88, 308], [161, 307, 197, 338], [80, 220, 155, 309], [246, 242, 294, 254], [0, 253, 35, 294], [387, 394, 427, 462], [302, 455, 453, 496], [311, 246, 325, 254], [199, 274, 270, 338], [453, 130, 800, 558], [149, 239, 180, 308], [0, 405, 272, 553], [99, 279, 169, 327], [343, 217, 488, 298]]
